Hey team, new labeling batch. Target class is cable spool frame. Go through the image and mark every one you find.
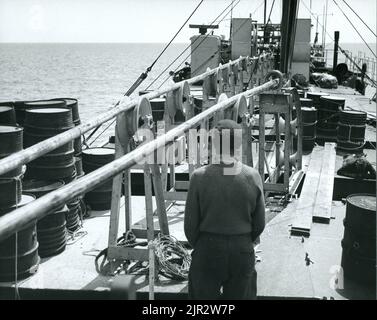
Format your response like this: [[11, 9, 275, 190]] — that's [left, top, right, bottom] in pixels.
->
[[108, 96, 169, 286], [258, 92, 303, 194]]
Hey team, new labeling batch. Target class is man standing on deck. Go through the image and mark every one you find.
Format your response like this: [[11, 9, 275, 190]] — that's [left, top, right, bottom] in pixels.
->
[[184, 119, 265, 300]]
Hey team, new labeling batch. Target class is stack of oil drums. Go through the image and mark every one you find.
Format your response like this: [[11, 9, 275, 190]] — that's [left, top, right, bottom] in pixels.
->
[[23, 105, 82, 233], [337, 110, 367, 153], [318, 95, 345, 140], [23, 180, 68, 258], [341, 194, 376, 286], [0, 125, 40, 282], [82, 148, 115, 211]]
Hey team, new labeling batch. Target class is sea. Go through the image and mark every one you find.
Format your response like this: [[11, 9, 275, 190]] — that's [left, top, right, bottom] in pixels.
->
[[0, 42, 375, 145]]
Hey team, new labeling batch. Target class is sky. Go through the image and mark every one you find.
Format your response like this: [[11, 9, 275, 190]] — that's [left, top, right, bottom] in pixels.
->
[[0, 0, 376, 43]]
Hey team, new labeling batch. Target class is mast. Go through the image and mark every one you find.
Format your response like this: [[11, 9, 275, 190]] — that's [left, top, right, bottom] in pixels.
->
[[324, 0, 329, 49], [264, 0, 268, 25]]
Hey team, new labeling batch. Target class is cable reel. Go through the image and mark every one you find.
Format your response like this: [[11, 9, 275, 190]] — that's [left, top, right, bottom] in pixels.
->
[[126, 97, 153, 145], [165, 81, 192, 122]]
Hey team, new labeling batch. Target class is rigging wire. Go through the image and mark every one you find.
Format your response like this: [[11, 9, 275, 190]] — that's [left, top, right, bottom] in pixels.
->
[[145, 0, 241, 91], [84, 0, 205, 145], [266, 0, 276, 24], [332, 0, 377, 59], [148, 0, 205, 72], [341, 0, 377, 38]]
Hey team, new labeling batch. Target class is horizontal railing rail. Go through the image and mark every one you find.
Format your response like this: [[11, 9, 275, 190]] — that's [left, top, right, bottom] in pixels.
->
[[0, 75, 279, 241]]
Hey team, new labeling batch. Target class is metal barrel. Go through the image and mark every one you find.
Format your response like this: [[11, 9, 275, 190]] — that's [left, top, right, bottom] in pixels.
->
[[301, 107, 317, 151], [299, 98, 314, 108], [50, 98, 82, 156], [306, 92, 329, 107], [23, 179, 65, 210], [23, 180, 67, 257], [0, 126, 23, 208], [0, 176, 22, 210], [341, 194, 376, 286], [82, 148, 115, 211], [24, 107, 73, 129], [24, 108, 76, 180], [337, 110, 367, 153], [37, 206, 68, 258], [297, 89, 306, 98], [0, 106, 17, 126], [0, 194, 39, 282], [317, 95, 345, 139]]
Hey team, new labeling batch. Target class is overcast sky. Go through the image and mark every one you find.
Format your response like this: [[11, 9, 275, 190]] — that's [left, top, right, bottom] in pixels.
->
[[0, 0, 376, 43]]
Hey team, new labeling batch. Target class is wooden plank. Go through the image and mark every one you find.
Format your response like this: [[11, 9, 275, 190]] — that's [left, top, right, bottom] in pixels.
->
[[150, 164, 170, 235], [290, 146, 324, 236], [108, 246, 149, 262], [312, 143, 336, 223], [175, 181, 189, 190], [163, 191, 188, 201]]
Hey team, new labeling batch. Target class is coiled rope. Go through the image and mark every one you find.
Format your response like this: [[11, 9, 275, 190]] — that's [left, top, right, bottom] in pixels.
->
[[153, 234, 191, 281]]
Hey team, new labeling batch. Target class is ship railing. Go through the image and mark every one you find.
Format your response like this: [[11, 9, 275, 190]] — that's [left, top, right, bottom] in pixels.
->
[[0, 53, 279, 241]]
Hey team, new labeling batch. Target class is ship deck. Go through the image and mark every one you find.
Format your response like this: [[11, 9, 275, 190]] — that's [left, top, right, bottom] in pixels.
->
[[0, 85, 376, 300]]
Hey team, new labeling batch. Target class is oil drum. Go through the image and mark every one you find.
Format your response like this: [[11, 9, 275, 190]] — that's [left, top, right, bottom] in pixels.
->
[[0, 125, 23, 178], [0, 106, 17, 126], [337, 110, 367, 153], [23, 179, 65, 211], [0, 176, 22, 210], [24, 108, 76, 180], [300, 98, 314, 108], [317, 95, 345, 139], [341, 194, 376, 286], [82, 148, 115, 211], [297, 89, 306, 98], [306, 92, 329, 107], [37, 205, 68, 258], [301, 107, 317, 151], [0, 194, 39, 282], [51, 98, 82, 155]]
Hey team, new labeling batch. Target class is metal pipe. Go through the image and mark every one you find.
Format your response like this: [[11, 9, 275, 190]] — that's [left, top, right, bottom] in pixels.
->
[[0, 55, 261, 177], [0, 79, 278, 241]]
